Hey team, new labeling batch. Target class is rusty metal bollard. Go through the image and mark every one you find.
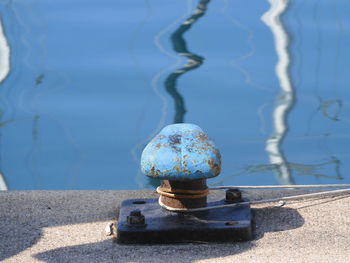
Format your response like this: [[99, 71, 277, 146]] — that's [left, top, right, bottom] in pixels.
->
[[141, 123, 221, 210], [116, 123, 253, 244]]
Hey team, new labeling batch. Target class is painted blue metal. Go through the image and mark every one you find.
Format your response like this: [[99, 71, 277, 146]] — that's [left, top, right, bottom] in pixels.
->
[[141, 123, 221, 180]]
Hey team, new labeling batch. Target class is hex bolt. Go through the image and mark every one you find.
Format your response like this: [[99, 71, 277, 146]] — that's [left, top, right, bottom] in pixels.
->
[[130, 209, 141, 217], [225, 188, 242, 203], [127, 209, 145, 225]]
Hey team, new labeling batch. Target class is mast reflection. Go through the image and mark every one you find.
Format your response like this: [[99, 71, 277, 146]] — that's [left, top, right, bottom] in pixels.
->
[[0, 17, 10, 190], [146, 0, 211, 188], [165, 0, 210, 123], [262, 0, 295, 185]]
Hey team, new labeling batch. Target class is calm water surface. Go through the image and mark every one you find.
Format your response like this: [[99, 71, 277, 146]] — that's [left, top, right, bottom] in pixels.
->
[[0, 0, 350, 190]]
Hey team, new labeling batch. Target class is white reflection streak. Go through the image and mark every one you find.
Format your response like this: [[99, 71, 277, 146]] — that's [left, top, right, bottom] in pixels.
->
[[0, 175, 6, 191], [0, 18, 10, 190], [0, 19, 9, 84], [262, 0, 295, 184]]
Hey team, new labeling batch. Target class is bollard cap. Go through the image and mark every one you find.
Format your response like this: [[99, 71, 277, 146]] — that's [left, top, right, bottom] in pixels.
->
[[141, 123, 221, 180]]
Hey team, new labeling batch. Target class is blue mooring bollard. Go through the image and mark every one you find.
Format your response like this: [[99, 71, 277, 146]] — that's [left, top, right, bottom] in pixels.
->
[[141, 123, 221, 180], [141, 123, 222, 209], [116, 123, 253, 244]]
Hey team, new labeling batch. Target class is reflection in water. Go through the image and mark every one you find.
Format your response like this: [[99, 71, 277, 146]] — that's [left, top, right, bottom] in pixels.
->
[[319, 98, 342, 121], [221, 0, 271, 136], [261, 0, 343, 185], [211, 156, 342, 186], [26, 74, 42, 188], [144, 0, 210, 188], [165, 0, 209, 123], [35, 73, 44, 86], [0, 17, 10, 190], [221, 0, 272, 94], [307, 99, 343, 134], [134, 1, 193, 188], [1, 1, 348, 190], [150, 1, 193, 138], [26, 114, 41, 187], [290, 156, 342, 179], [0, 113, 7, 191], [0, 18, 10, 83], [306, 0, 343, 133], [262, 0, 295, 184], [303, 0, 343, 179]]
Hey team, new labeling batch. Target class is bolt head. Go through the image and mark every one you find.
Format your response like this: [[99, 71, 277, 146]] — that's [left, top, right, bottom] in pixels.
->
[[130, 209, 141, 217], [225, 188, 242, 203], [127, 209, 145, 225]]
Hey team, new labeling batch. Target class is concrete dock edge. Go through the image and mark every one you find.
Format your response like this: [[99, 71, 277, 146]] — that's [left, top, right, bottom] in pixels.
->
[[0, 190, 349, 263]]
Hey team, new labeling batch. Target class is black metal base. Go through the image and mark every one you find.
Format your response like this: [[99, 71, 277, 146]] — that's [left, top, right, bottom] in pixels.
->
[[117, 197, 253, 244]]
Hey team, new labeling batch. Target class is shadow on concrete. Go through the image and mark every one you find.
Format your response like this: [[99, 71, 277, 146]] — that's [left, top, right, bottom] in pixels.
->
[[33, 206, 304, 263], [0, 190, 153, 261], [253, 206, 304, 240], [35, 240, 254, 263], [0, 216, 43, 261], [291, 195, 350, 210], [0, 190, 306, 262]]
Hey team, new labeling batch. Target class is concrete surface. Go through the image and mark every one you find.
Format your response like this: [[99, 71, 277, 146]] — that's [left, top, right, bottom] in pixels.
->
[[0, 189, 349, 263]]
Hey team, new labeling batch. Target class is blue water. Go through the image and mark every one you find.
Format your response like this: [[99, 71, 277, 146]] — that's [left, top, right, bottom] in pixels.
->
[[0, 0, 350, 190]]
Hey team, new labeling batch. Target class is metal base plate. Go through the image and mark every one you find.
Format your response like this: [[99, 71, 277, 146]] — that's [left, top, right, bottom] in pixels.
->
[[117, 198, 253, 244]]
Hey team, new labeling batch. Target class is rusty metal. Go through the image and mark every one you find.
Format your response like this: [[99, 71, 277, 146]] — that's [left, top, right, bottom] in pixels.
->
[[117, 197, 253, 244], [141, 124, 221, 210], [225, 188, 242, 203], [126, 209, 145, 225], [117, 123, 253, 243], [159, 179, 208, 209], [141, 123, 221, 181]]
